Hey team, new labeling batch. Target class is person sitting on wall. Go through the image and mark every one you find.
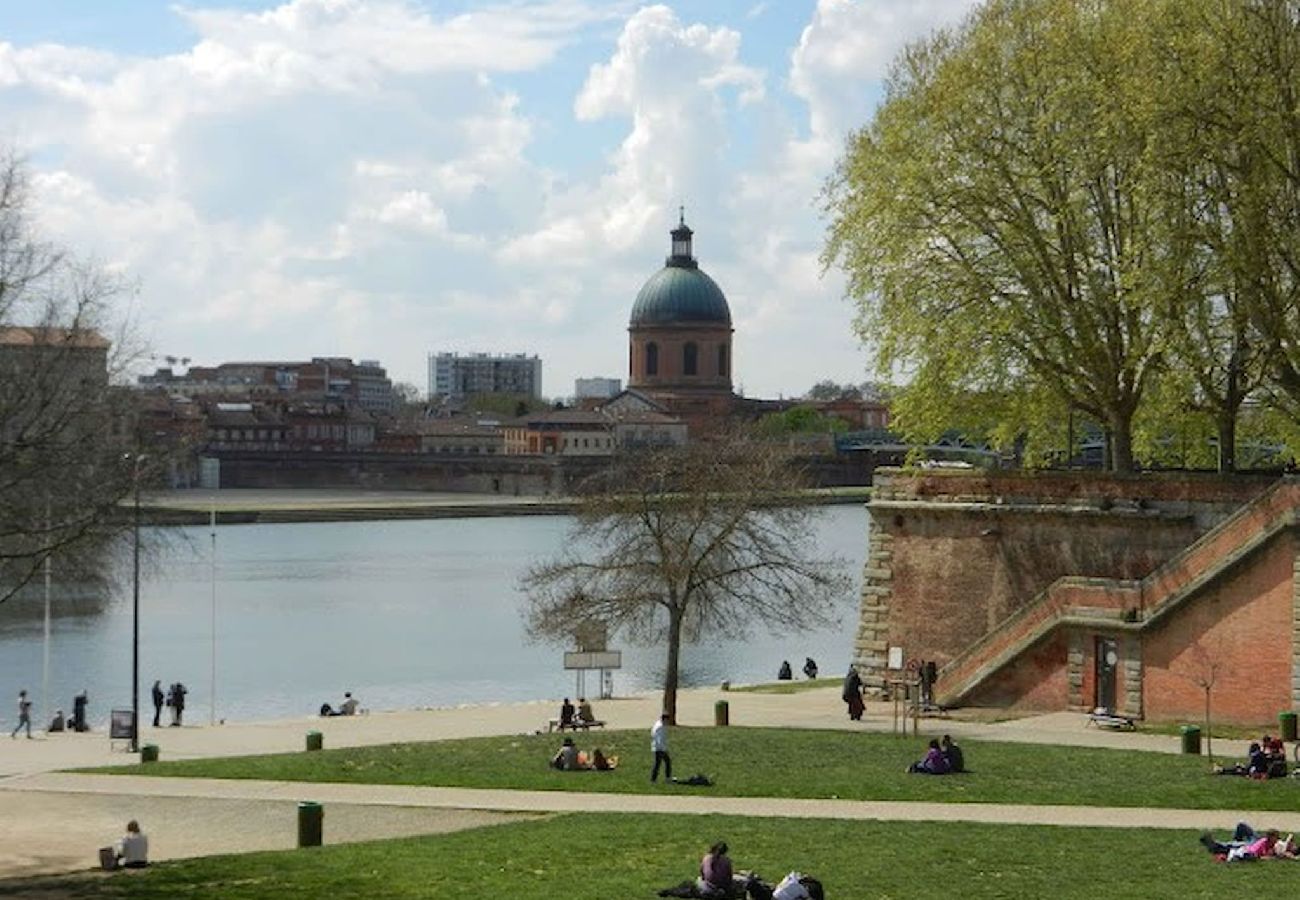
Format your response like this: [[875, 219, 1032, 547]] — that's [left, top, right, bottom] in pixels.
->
[[802, 658, 818, 680], [941, 734, 965, 773], [48, 709, 65, 733], [559, 697, 576, 729], [908, 738, 952, 775], [777, 660, 793, 681], [339, 692, 359, 716], [577, 697, 596, 725]]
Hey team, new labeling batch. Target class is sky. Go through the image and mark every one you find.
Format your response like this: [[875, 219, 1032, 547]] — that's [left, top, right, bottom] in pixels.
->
[[0, 0, 980, 399]]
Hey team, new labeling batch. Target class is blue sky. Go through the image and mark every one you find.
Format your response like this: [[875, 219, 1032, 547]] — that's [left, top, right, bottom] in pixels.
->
[[0, 0, 979, 397]]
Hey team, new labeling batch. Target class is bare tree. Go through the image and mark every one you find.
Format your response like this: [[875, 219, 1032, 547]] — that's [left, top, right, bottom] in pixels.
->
[[520, 432, 852, 721], [1175, 636, 1226, 768], [0, 150, 149, 604]]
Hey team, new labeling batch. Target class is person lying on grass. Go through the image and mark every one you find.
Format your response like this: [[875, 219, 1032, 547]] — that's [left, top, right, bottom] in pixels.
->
[[1199, 824, 1298, 861], [907, 738, 951, 775]]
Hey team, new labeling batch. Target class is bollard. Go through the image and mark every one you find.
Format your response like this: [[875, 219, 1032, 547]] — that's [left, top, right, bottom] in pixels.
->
[[714, 699, 729, 727], [1280, 711, 1298, 743], [305, 730, 323, 752], [140, 744, 159, 764], [1180, 724, 1202, 755], [297, 801, 323, 847]]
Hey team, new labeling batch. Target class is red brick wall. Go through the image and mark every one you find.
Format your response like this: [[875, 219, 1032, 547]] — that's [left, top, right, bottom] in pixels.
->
[[965, 631, 1070, 710], [1142, 534, 1295, 725]]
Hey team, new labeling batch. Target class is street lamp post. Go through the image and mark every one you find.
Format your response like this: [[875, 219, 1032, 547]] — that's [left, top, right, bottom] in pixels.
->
[[127, 453, 146, 753]]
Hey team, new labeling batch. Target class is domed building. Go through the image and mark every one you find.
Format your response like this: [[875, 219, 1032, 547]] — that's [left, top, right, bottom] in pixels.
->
[[627, 214, 735, 427]]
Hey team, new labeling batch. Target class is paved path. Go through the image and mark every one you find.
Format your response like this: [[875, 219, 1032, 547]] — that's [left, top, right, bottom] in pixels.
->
[[0, 687, 1264, 878]]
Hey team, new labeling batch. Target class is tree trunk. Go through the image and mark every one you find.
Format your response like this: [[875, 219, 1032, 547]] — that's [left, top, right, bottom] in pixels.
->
[[662, 608, 683, 724], [1204, 686, 1213, 769], [1109, 413, 1135, 473], [1216, 413, 1237, 474]]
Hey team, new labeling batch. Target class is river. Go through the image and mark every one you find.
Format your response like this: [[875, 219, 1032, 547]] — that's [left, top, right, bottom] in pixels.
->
[[0, 505, 866, 726]]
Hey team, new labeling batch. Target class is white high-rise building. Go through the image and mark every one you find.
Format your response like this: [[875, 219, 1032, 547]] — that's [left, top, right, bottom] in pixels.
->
[[429, 352, 543, 400]]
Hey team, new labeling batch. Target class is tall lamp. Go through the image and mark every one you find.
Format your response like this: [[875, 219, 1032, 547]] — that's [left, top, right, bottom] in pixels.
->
[[125, 453, 147, 753]]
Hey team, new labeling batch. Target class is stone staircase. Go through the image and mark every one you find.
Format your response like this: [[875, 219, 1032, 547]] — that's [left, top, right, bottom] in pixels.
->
[[935, 476, 1300, 707]]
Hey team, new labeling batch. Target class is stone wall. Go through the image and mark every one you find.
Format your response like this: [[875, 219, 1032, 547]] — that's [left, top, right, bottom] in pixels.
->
[[855, 468, 1275, 696]]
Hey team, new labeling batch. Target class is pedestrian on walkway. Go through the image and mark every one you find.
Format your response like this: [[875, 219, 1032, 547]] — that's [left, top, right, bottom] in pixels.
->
[[151, 680, 164, 728], [171, 683, 187, 726], [650, 713, 672, 783], [842, 666, 864, 721], [10, 689, 31, 739]]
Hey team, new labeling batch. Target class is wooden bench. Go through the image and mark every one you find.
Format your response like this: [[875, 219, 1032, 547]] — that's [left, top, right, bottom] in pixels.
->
[[546, 718, 606, 733], [1086, 711, 1135, 731]]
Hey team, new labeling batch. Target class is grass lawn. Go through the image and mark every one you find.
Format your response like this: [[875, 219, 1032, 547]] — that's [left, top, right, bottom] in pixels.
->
[[99, 727, 1300, 811], [0, 813, 1289, 899]]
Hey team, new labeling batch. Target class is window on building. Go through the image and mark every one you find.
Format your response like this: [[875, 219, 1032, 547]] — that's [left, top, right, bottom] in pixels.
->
[[718, 344, 728, 377], [684, 342, 698, 376], [646, 342, 659, 376]]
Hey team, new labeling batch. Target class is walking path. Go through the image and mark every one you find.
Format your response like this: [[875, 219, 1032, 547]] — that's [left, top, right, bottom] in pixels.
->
[[0, 686, 1267, 878]]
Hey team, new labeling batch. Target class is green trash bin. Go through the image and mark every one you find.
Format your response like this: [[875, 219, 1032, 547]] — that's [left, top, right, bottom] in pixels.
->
[[1180, 725, 1202, 755], [297, 801, 323, 848], [140, 744, 159, 763], [305, 730, 323, 752], [1280, 711, 1298, 743], [714, 699, 729, 727]]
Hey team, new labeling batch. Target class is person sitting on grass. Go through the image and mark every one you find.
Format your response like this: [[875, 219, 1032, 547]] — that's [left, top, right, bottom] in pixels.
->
[[696, 841, 735, 898], [591, 747, 618, 771], [778, 660, 793, 681], [551, 736, 582, 771], [1214, 742, 1269, 777], [907, 738, 952, 775], [941, 734, 965, 773], [1262, 734, 1288, 778], [114, 820, 149, 869]]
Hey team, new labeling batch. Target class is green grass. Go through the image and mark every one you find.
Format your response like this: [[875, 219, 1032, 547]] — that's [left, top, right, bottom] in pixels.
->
[[727, 678, 839, 694], [0, 813, 1289, 899], [97, 727, 1300, 811]]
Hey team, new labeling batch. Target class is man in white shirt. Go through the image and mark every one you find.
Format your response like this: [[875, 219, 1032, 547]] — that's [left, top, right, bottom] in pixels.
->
[[650, 713, 671, 782], [115, 820, 149, 869]]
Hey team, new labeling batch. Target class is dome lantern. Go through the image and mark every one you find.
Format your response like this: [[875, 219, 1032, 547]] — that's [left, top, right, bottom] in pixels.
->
[[668, 206, 697, 269]]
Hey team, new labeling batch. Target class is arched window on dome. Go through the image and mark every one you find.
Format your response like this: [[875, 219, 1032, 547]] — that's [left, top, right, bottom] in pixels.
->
[[684, 342, 698, 376], [718, 344, 728, 377], [646, 342, 659, 376]]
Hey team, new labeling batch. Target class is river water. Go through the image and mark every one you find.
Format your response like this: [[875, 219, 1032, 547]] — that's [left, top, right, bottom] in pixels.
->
[[0, 506, 866, 726]]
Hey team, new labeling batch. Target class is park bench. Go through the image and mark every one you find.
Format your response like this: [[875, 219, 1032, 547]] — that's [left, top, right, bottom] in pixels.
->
[[546, 718, 606, 733], [1086, 710, 1135, 730]]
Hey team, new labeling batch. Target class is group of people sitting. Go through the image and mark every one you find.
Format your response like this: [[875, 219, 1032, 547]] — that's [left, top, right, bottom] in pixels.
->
[[1214, 733, 1290, 779], [318, 691, 360, 718], [907, 735, 965, 775], [557, 696, 599, 729], [658, 842, 824, 899], [549, 736, 617, 771], [776, 658, 819, 681], [1199, 822, 1298, 862]]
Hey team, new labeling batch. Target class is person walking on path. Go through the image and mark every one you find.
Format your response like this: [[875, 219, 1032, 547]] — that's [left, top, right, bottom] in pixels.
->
[[151, 681, 164, 728], [650, 713, 672, 783], [842, 666, 864, 721], [10, 690, 32, 739]]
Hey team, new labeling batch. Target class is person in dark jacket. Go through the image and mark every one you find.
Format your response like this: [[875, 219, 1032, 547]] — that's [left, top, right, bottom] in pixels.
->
[[842, 666, 864, 721], [802, 657, 818, 679], [941, 734, 965, 773], [777, 660, 793, 681], [151, 681, 164, 728]]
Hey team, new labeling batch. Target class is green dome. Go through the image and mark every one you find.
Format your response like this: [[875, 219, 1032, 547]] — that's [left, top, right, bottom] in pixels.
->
[[630, 265, 732, 327]]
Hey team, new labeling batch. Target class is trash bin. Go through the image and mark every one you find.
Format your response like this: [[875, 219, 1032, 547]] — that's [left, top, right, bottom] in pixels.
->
[[297, 801, 323, 847], [1180, 724, 1202, 755], [140, 744, 159, 763], [714, 699, 729, 727], [305, 730, 323, 752], [1280, 711, 1298, 743]]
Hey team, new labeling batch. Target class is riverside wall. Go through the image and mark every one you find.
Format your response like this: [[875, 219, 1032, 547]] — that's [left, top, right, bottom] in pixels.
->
[[853, 468, 1278, 697]]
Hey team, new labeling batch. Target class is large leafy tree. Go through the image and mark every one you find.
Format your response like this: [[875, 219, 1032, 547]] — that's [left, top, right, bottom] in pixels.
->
[[824, 0, 1175, 471], [520, 433, 850, 721]]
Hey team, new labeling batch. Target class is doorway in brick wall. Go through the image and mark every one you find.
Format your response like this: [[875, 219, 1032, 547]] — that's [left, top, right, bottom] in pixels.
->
[[1095, 636, 1118, 712]]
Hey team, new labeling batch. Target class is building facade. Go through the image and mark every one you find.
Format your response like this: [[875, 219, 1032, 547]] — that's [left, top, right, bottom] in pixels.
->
[[627, 216, 734, 429], [429, 352, 542, 400]]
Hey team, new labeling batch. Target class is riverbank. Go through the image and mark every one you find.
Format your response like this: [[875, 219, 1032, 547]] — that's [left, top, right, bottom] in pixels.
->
[[133, 486, 872, 525]]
